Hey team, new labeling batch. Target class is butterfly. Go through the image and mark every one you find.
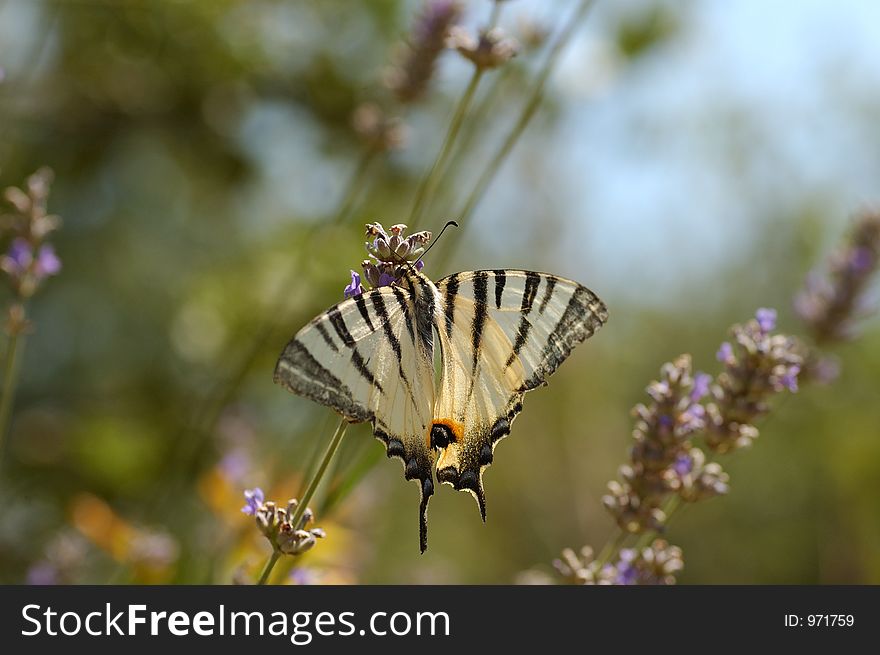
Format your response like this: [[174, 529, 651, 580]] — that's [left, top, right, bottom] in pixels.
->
[[274, 264, 607, 552]]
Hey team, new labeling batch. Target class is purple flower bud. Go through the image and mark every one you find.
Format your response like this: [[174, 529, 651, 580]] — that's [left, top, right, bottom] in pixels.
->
[[415, 259, 424, 272], [673, 453, 693, 476], [716, 342, 734, 363], [690, 372, 712, 401], [849, 247, 874, 275], [343, 270, 363, 299], [755, 307, 777, 333], [780, 365, 800, 392], [6, 238, 33, 273], [241, 487, 265, 515], [35, 244, 61, 278], [614, 549, 638, 585], [378, 272, 396, 287]]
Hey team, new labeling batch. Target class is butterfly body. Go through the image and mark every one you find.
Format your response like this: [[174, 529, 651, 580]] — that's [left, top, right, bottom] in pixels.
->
[[274, 267, 607, 551]]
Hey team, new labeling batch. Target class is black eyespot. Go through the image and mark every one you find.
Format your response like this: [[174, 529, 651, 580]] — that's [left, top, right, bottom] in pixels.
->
[[430, 423, 455, 449]]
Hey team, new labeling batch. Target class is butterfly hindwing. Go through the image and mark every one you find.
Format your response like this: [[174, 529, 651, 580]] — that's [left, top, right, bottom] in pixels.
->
[[431, 270, 608, 517], [274, 285, 437, 550]]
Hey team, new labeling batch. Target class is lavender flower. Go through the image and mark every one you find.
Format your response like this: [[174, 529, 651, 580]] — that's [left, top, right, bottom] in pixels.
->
[[343, 270, 364, 299], [1, 168, 62, 303], [603, 354, 714, 532], [2, 238, 32, 275], [705, 309, 803, 453], [610, 540, 684, 585], [386, 0, 462, 103], [354, 222, 432, 292], [755, 307, 777, 333], [36, 244, 61, 276], [553, 539, 684, 586], [795, 211, 880, 344], [691, 372, 711, 401], [672, 453, 692, 476], [716, 341, 734, 364], [241, 487, 264, 515], [245, 491, 326, 557], [553, 545, 608, 585]]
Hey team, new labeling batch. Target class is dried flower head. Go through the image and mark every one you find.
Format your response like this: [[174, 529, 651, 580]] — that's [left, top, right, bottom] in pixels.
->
[[386, 0, 462, 103], [242, 489, 326, 557], [344, 222, 431, 297], [449, 27, 520, 69]]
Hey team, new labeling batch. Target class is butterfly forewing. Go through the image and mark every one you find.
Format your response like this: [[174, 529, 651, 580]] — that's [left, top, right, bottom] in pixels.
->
[[274, 284, 437, 549], [431, 270, 608, 518]]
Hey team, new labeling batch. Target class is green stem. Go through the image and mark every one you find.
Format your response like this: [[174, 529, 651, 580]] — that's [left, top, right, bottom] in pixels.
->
[[255, 418, 347, 585], [318, 439, 383, 516], [408, 68, 484, 226], [256, 550, 281, 586], [595, 529, 629, 569], [430, 66, 514, 210], [437, 0, 596, 268], [289, 417, 348, 530], [0, 332, 25, 465]]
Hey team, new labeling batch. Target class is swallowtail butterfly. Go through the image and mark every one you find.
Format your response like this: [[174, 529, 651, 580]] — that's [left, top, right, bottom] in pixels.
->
[[275, 255, 607, 551]]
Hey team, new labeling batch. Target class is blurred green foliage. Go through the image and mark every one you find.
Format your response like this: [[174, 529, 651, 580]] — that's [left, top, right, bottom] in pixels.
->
[[0, 0, 878, 585]]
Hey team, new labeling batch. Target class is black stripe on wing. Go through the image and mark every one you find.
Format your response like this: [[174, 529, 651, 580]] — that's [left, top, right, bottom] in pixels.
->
[[493, 269, 506, 309], [521, 271, 541, 314], [353, 293, 376, 332], [327, 306, 356, 347], [520, 284, 608, 391], [368, 289, 421, 411], [471, 271, 489, 374], [314, 322, 339, 353], [538, 275, 557, 314], [443, 273, 459, 338]]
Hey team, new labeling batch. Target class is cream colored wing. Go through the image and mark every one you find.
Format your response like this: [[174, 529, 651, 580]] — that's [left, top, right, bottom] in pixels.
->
[[274, 284, 437, 551], [431, 270, 608, 517]]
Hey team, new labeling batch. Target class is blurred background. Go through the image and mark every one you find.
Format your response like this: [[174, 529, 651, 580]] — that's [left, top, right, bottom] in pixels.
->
[[0, 0, 878, 584]]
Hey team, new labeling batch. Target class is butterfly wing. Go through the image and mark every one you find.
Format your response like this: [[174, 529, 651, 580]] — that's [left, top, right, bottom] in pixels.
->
[[432, 270, 608, 517], [274, 284, 437, 550]]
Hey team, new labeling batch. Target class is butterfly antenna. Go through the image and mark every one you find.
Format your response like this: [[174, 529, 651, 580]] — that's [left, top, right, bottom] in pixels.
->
[[387, 220, 458, 279], [419, 220, 458, 261]]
